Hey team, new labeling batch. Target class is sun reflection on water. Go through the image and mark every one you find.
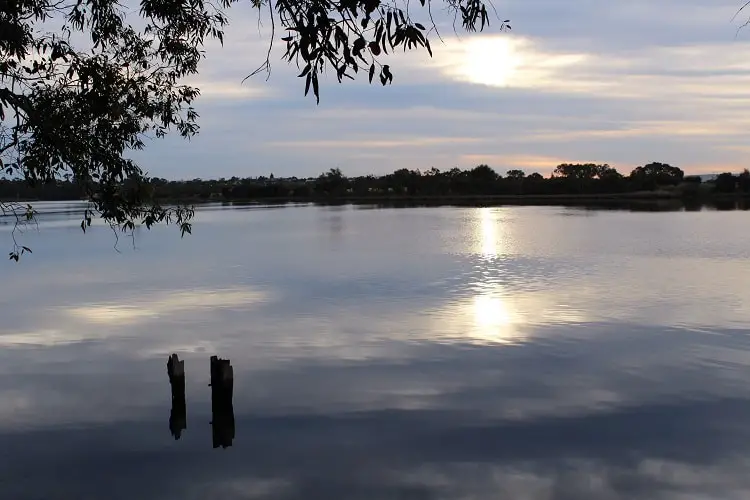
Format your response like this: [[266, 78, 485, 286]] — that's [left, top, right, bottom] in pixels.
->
[[478, 207, 500, 258], [426, 208, 589, 345], [460, 208, 526, 344], [469, 294, 526, 345]]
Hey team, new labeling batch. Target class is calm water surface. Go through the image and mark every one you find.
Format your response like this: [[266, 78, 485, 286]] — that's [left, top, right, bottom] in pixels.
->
[[2, 203, 750, 499]]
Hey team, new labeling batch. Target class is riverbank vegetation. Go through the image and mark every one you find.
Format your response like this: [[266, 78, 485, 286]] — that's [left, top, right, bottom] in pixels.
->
[[2, 162, 749, 204]]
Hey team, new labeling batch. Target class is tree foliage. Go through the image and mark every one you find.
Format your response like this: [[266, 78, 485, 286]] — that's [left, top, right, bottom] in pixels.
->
[[256, 0, 510, 102], [1, 0, 507, 260], [1, 0, 231, 258], [553, 163, 615, 180], [629, 162, 684, 189]]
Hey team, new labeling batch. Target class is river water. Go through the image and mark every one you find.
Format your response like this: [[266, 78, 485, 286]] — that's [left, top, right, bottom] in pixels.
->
[[1, 202, 750, 499]]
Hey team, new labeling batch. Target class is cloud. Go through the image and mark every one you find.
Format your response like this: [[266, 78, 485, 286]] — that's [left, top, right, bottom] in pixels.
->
[[189, 80, 272, 100], [20, 0, 750, 178], [134, 21, 750, 178], [266, 136, 487, 150], [434, 35, 594, 91]]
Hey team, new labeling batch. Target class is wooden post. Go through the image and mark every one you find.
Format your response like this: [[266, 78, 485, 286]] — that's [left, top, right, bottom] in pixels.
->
[[167, 354, 187, 440], [209, 355, 235, 449]]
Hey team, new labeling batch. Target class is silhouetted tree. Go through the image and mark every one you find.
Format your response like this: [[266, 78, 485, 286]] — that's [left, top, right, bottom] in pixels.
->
[[315, 168, 349, 196], [2, 0, 232, 259], [629, 162, 684, 189], [597, 166, 625, 193], [388, 168, 422, 195], [465, 165, 497, 194], [6, 163, 747, 210], [502, 169, 524, 194], [714, 172, 738, 194], [554, 163, 601, 180], [552, 163, 612, 194], [739, 169, 750, 194]]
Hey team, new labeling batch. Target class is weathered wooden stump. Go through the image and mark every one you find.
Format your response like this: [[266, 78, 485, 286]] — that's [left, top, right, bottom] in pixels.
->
[[167, 354, 187, 440], [209, 355, 235, 449]]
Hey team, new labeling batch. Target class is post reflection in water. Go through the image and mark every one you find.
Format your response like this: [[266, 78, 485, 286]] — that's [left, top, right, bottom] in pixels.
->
[[210, 355, 235, 449], [166, 355, 236, 447], [167, 354, 187, 440]]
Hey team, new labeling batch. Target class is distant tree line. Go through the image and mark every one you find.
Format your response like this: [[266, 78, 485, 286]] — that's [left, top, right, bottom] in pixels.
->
[[2, 162, 750, 203]]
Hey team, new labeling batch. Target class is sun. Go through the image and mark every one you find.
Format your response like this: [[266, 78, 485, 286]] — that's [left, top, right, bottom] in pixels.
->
[[458, 36, 524, 87]]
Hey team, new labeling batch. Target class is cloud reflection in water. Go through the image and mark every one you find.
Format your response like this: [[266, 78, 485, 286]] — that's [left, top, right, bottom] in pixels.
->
[[67, 287, 271, 326]]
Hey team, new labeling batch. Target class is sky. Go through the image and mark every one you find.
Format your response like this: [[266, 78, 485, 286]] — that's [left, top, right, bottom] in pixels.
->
[[130, 0, 750, 179]]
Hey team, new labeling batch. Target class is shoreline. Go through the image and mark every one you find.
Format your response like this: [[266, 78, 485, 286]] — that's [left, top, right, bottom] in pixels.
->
[[136, 192, 750, 207], [3, 192, 750, 207]]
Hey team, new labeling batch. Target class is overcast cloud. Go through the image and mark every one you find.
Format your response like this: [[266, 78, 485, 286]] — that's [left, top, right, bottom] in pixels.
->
[[130, 0, 750, 179]]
